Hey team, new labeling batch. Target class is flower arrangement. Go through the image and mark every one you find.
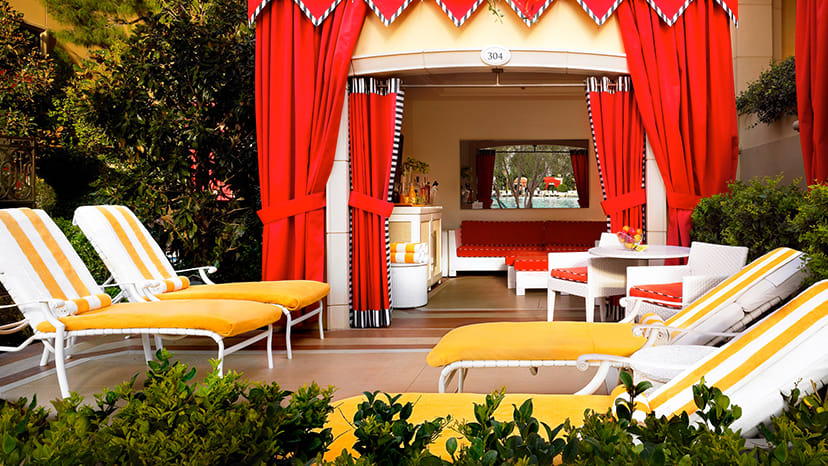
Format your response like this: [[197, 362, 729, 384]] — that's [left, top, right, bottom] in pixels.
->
[[616, 225, 646, 251]]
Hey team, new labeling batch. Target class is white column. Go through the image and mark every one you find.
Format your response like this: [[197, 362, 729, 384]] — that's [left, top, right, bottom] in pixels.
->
[[325, 95, 351, 329], [645, 138, 667, 245]]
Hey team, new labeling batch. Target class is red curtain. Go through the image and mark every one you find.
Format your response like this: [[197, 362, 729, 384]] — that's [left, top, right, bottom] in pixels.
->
[[796, 0, 828, 185], [476, 149, 496, 208], [587, 76, 646, 232], [570, 149, 591, 209], [254, 0, 366, 281], [617, 0, 738, 247], [348, 77, 403, 328]]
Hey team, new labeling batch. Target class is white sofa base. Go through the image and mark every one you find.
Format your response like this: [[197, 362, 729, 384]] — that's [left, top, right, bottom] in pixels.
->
[[515, 270, 548, 295]]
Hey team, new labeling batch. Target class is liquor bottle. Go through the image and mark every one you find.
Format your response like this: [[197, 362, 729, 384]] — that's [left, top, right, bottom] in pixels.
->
[[422, 176, 431, 204]]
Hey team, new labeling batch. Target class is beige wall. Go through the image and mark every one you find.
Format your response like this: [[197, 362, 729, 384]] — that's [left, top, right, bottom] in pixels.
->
[[8, 0, 88, 61], [401, 88, 606, 229], [353, 0, 625, 64], [733, 0, 803, 184]]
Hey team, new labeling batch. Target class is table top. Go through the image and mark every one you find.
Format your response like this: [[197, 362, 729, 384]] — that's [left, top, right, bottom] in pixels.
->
[[589, 244, 691, 260]]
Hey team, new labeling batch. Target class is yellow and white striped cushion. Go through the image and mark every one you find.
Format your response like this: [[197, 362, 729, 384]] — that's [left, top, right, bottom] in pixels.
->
[[650, 280, 828, 419], [51, 294, 113, 316], [73, 205, 185, 290], [0, 208, 111, 322], [665, 248, 802, 334]]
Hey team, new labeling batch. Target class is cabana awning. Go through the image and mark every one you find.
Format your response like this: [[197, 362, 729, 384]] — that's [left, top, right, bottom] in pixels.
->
[[249, 0, 737, 28]]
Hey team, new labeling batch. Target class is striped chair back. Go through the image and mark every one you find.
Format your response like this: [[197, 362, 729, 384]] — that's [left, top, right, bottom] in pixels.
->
[[0, 208, 111, 328], [649, 248, 804, 343], [73, 205, 189, 293], [649, 280, 828, 434]]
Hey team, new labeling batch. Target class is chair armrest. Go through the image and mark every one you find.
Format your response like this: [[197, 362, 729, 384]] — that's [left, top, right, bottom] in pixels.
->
[[681, 274, 729, 304], [547, 251, 589, 269], [175, 266, 217, 285], [625, 265, 689, 293]]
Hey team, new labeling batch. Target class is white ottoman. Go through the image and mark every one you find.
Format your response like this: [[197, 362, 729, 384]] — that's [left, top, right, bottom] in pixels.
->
[[390, 262, 428, 308]]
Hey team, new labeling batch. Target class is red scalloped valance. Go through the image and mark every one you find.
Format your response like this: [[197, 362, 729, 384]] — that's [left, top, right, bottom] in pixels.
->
[[249, 0, 736, 28]]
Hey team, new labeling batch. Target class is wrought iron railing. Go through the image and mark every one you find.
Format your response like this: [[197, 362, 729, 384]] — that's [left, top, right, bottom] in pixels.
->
[[0, 136, 37, 207]]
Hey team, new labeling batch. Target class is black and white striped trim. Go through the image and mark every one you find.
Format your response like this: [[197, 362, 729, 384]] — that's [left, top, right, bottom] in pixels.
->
[[248, 0, 736, 28], [504, 0, 555, 26], [585, 77, 610, 232], [364, 0, 416, 26], [433, 0, 486, 27], [248, 0, 343, 27], [642, 0, 737, 27], [573, 0, 624, 26], [347, 77, 404, 329]]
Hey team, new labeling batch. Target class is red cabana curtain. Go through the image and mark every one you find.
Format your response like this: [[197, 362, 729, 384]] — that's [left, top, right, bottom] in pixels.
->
[[796, 0, 828, 185], [254, 0, 367, 281], [617, 0, 738, 247], [348, 77, 404, 328], [586, 76, 646, 233], [569, 149, 590, 209], [476, 149, 496, 208]]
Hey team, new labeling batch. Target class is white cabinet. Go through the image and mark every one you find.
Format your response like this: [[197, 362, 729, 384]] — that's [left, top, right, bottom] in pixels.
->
[[389, 206, 442, 288]]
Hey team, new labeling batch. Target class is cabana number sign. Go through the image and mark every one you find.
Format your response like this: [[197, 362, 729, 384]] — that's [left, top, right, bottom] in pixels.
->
[[480, 45, 511, 66]]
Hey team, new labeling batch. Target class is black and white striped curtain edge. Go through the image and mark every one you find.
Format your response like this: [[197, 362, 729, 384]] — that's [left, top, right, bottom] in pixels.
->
[[347, 76, 404, 329]]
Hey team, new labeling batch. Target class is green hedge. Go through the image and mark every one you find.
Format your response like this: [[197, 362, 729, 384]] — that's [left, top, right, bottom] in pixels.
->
[[691, 177, 828, 284], [3, 352, 828, 464]]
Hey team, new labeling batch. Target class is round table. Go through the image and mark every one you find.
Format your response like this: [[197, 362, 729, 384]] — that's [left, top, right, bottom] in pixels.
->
[[589, 244, 691, 260], [584, 244, 691, 321]]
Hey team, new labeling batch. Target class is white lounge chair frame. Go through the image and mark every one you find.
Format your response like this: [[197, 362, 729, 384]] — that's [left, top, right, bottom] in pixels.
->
[[436, 248, 807, 393], [73, 205, 324, 359], [0, 209, 277, 398]]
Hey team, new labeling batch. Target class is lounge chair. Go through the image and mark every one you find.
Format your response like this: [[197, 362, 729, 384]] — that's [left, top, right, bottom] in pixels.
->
[[72, 205, 329, 359], [327, 280, 828, 459], [428, 247, 806, 393], [0, 208, 318, 398]]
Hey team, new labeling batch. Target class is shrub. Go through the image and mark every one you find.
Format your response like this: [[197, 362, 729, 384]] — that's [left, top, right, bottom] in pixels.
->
[[792, 184, 828, 284], [59, 0, 261, 284], [735, 56, 797, 127], [2, 350, 335, 464], [691, 176, 806, 260]]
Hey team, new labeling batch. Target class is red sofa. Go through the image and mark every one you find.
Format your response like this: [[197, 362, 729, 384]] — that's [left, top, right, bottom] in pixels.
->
[[447, 220, 607, 277]]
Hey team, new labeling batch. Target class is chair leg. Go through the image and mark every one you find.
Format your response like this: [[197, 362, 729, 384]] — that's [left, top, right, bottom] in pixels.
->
[[585, 293, 595, 323], [318, 304, 325, 340], [598, 299, 608, 322], [457, 368, 466, 393], [154, 335, 164, 353], [284, 311, 293, 360], [547, 290, 557, 321], [141, 334, 153, 362], [266, 324, 273, 369], [40, 343, 50, 366], [216, 338, 225, 376], [54, 331, 70, 399], [507, 267, 515, 289]]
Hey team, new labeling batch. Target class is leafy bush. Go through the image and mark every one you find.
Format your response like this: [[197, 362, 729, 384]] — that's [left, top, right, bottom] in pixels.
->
[[1, 350, 335, 464], [53, 0, 261, 283], [792, 184, 828, 284], [736, 56, 797, 126], [691, 176, 806, 260], [4, 360, 828, 464]]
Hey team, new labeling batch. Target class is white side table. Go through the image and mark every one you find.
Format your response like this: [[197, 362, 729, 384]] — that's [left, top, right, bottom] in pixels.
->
[[390, 262, 428, 308]]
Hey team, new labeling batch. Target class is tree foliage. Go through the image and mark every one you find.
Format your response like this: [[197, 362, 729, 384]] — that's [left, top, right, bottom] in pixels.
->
[[43, 0, 159, 48], [0, 0, 57, 139], [492, 145, 574, 209], [62, 0, 261, 282]]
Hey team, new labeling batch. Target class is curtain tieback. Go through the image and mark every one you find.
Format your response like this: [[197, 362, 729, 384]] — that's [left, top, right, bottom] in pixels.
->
[[666, 190, 703, 211], [257, 192, 326, 225], [601, 189, 646, 215], [348, 191, 395, 217]]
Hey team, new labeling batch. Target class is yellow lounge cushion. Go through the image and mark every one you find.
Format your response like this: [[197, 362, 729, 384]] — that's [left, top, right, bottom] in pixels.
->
[[427, 322, 647, 367], [325, 393, 613, 460], [36, 299, 282, 337], [158, 280, 330, 311]]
